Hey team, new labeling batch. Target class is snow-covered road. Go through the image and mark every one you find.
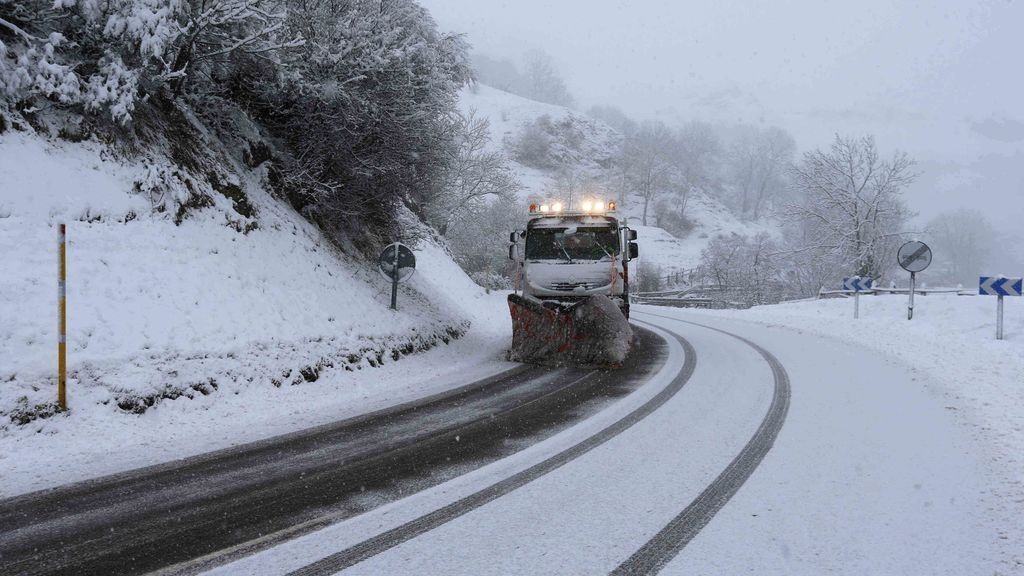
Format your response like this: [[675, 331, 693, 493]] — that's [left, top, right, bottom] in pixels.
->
[[329, 314, 784, 576], [647, 311, 999, 575], [1, 306, 1002, 575], [0, 331, 666, 576], [211, 307, 1000, 576]]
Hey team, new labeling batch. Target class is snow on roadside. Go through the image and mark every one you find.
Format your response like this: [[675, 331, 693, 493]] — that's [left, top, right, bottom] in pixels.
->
[[689, 293, 1024, 568], [0, 132, 515, 497]]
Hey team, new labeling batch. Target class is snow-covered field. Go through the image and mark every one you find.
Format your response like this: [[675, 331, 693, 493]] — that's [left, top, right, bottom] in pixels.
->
[[0, 132, 515, 497], [689, 293, 1024, 571]]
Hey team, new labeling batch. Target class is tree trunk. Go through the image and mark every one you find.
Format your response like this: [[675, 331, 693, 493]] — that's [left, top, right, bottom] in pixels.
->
[[169, 35, 196, 96]]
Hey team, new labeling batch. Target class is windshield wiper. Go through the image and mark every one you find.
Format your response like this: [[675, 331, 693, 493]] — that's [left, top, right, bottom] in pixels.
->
[[595, 241, 615, 261], [554, 238, 574, 263]]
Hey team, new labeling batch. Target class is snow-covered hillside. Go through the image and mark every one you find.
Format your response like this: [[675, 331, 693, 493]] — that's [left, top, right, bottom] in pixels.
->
[[0, 131, 513, 495], [633, 193, 777, 280], [459, 84, 776, 276], [1, 83, 773, 493], [458, 83, 620, 200]]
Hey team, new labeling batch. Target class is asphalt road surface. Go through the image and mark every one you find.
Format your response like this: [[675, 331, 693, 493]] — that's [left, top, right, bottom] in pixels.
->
[[176, 309, 994, 575], [272, 313, 788, 576], [0, 330, 666, 576]]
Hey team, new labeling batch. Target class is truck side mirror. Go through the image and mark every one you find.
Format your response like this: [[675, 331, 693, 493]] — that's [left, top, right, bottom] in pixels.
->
[[509, 231, 518, 243], [628, 242, 639, 261], [508, 244, 516, 261], [628, 229, 638, 241]]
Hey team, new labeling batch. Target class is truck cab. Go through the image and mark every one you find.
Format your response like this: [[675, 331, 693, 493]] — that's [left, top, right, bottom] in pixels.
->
[[509, 200, 638, 318]]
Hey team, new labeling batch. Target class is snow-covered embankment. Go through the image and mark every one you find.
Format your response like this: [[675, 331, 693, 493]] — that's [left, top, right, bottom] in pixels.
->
[[0, 132, 513, 496]]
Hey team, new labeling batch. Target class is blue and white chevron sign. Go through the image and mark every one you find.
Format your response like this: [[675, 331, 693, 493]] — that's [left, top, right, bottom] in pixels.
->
[[979, 276, 1023, 297], [842, 276, 874, 292]]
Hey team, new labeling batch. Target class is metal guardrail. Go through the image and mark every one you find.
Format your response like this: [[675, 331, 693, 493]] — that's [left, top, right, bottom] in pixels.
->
[[634, 297, 714, 308], [639, 299, 713, 309], [634, 282, 755, 310], [637, 285, 976, 310], [633, 296, 748, 310], [818, 287, 975, 298], [633, 284, 736, 299], [632, 289, 691, 298]]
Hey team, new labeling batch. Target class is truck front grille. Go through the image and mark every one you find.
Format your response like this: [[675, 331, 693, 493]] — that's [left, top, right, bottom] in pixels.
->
[[545, 281, 608, 291]]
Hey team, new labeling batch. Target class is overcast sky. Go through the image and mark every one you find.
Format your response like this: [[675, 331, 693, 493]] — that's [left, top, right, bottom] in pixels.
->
[[420, 0, 1024, 249]]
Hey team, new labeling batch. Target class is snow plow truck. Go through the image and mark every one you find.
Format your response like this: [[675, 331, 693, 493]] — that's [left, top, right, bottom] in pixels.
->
[[507, 199, 639, 367]]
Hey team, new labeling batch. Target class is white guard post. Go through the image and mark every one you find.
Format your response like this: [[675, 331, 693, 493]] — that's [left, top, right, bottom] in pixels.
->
[[979, 276, 1023, 340]]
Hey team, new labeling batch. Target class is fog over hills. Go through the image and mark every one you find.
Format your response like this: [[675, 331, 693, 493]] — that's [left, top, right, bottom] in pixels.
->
[[421, 0, 1024, 268]]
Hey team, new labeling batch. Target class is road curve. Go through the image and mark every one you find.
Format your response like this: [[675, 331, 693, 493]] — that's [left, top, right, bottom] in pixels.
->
[[295, 312, 787, 576], [610, 311, 791, 575], [2, 313, 790, 576], [284, 327, 698, 576], [0, 329, 665, 576]]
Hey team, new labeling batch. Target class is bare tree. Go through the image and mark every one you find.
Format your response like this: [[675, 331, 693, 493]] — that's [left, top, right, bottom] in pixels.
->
[[785, 134, 916, 279], [509, 115, 555, 169], [546, 166, 581, 208], [522, 49, 574, 107], [446, 193, 525, 287], [543, 167, 607, 210], [777, 223, 839, 295], [700, 232, 786, 305], [925, 208, 995, 285], [625, 120, 677, 226], [728, 126, 796, 220], [429, 109, 520, 236], [702, 235, 744, 290], [637, 259, 664, 293], [673, 120, 721, 216]]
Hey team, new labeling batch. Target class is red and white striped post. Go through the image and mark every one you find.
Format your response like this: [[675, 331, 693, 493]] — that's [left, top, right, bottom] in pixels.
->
[[58, 223, 67, 411]]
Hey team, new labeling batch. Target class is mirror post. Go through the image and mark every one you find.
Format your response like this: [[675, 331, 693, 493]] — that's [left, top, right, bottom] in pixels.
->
[[508, 232, 518, 295], [908, 272, 915, 320], [390, 245, 399, 311]]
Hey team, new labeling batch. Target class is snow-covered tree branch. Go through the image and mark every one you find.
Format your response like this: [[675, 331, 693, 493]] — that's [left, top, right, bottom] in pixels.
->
[[784, 134, 917, 281], [428, 109, 520, 236], [0, 0, 300, 122]]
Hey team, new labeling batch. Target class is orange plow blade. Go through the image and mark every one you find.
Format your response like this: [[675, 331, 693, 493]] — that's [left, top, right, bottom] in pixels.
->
[[508, 294, 633, 367]]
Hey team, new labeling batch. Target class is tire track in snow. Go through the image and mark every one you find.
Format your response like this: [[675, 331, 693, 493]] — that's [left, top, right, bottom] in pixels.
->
[[285, 325, 698, 576], [610, 311, 791, 575]]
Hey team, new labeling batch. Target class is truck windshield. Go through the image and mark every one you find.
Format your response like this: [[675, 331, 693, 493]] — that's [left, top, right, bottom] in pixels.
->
[[525, 227, 619, 261]]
